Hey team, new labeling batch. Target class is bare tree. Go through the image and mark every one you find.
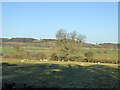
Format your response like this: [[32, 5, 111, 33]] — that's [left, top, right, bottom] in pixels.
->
[[54, 29, 86, 61]]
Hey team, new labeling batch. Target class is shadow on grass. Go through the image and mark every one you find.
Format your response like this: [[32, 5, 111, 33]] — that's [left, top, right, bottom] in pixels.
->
[[2, 63, 17, 66], [2, 62, 119, 89]]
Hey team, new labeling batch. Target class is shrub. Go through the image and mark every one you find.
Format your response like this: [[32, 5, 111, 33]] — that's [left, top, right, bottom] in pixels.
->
[[35, 52, 47, 60], [97, 51, 101, 53], [60, 56, 68, 61], [84, 59, 88, 62], [24, 52, 32, 60], [3, 54, 10, 58], [84, 52, 94, 62], [11, 53, 19, 59], [83, 58, 117, 64], [0, 52, 3, 56], [50, 53, 58, 61], [10, 51, 31, 59], [68, 57, 75, 61], [104, 50, 107, 54], [18, 53, 25, 59], [111, 60, 118, 64], [11, 53, 23, 59], [75, 56, 84, 62]]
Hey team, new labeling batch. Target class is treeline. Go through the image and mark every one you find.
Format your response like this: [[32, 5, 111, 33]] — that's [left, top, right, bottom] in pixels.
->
[[0, 38, 119, 49], [0, 38, 56, 42], [83, 43, 118, 49], [1, 38, 57, 48]]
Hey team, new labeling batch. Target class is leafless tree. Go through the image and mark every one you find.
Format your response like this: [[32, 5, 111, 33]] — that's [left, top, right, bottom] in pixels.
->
[[54, 29, 86, 61]]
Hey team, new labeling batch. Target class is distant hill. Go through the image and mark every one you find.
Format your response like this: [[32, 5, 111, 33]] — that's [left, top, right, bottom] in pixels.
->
[[0, 38, 118, 49]]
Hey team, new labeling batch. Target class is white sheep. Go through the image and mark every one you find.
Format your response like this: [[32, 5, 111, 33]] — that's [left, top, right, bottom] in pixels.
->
[[43, 59, 46, 61], [44, 59, 46, 61], [98, 62, 100, 64], [43, 59, 48, 61], [40, 59, 43, 61], [21, 60, 24, 62], [62, 60, 64, 62], [81, 63, 84, 65]]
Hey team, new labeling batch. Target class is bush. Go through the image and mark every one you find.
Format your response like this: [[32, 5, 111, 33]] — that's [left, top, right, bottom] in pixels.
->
[[68, 56, 84, 62], [24, 52, 32, 60], [0, 52, 3, 56], [35, 52, 47, 60], [50, 53, 58, 61], [18, 53, 26, 59], [84, 52, 94, 61], [11, 53, 19, 59], [90, 59, 118, 64], [97, 51, 101, 53], [11, 53, 24, 59], [104, 50, 107, 54], [68, 57, 75, 61], [60, 56, 68, 61], [3, 54, 10, 58]]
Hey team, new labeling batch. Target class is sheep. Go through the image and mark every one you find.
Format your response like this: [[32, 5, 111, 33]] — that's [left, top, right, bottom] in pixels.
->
[[42, 59, 48, 61], [40, 59, 43, 61], [44, 59, 48, 61], [62, 60, 64, 62], [98, 62, 100, 64], [81, 63, 84, 65], [21, 60, 24, 62], [43, 59, 47, 61]]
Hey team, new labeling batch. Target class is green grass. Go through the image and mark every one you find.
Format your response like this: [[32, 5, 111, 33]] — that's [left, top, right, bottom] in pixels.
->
[[82, 48, 118, 60], [2, 47, 118, 61], [2, 47, 16, 55], [2, 58, 119, 88], [2, 47, 52, 57], [24, 47, 52, 56]]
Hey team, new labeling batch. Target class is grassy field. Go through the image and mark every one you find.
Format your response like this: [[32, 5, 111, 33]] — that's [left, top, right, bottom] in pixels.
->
[[82, 48, 118, 60], [2, 47, 118, 60], [2, 58, 119, 88], [2, 46, 119, 88], [2, 47, 52, 56]]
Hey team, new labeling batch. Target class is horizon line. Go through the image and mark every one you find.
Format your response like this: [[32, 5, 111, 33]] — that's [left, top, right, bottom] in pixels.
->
[[1, 37, 118, 44]]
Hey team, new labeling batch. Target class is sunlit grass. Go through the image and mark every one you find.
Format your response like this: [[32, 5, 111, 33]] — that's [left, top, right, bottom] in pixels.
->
[[2, 58, 118, 68]]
